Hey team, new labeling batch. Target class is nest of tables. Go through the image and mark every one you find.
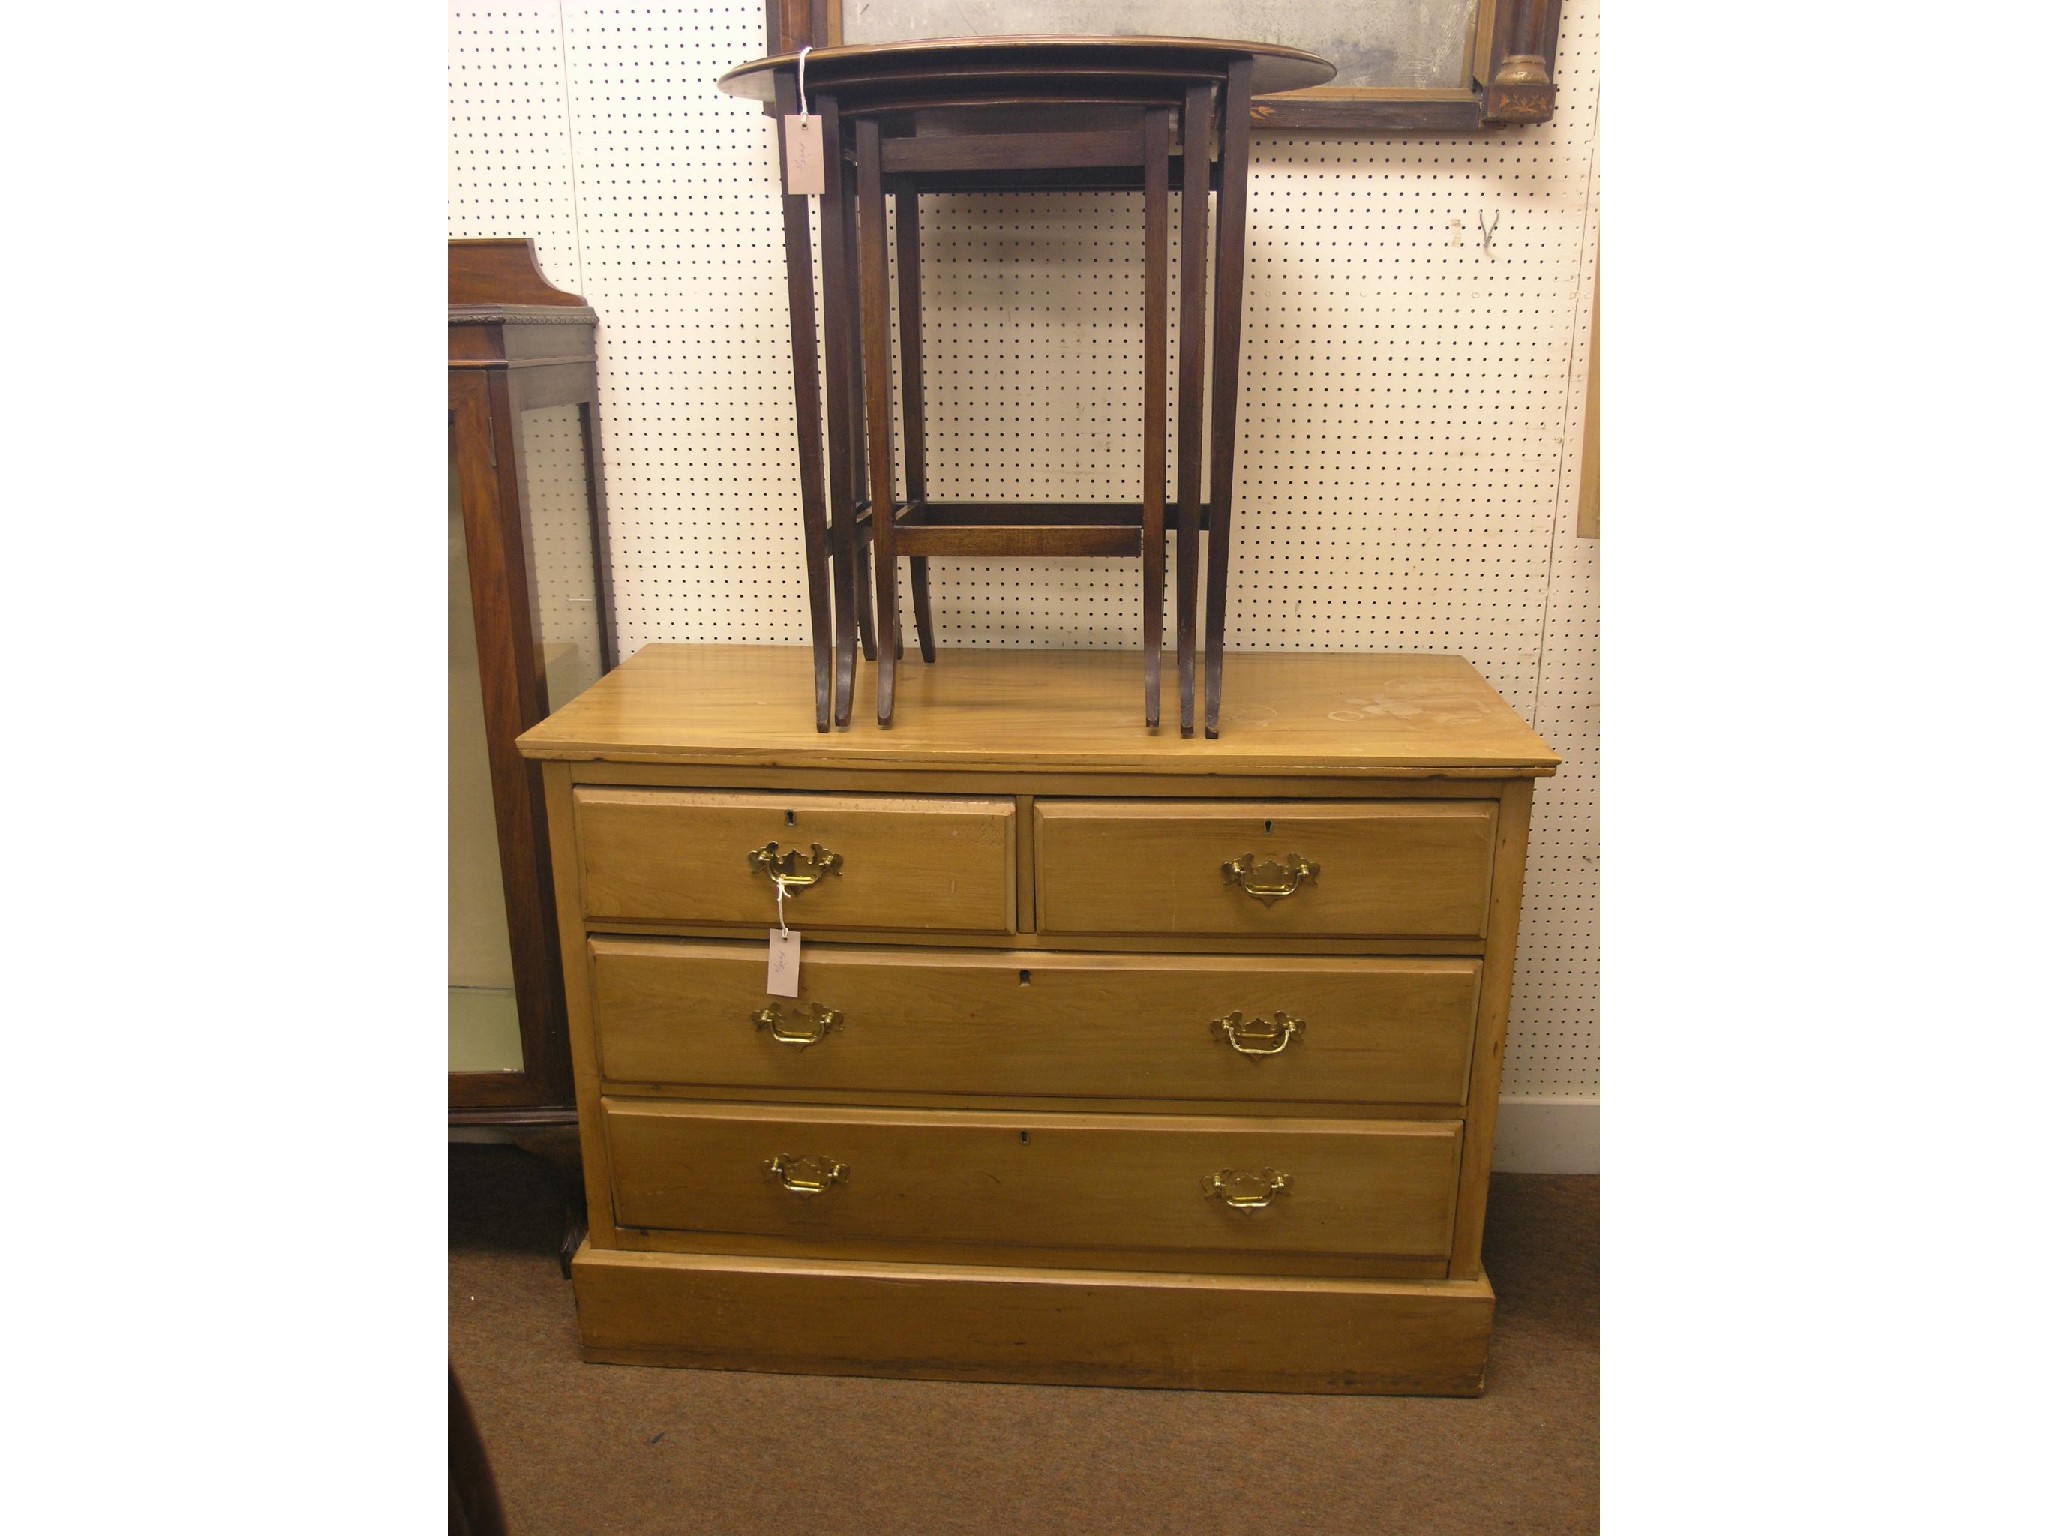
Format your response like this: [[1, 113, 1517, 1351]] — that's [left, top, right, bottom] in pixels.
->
[[720, 37, 1334, 736]]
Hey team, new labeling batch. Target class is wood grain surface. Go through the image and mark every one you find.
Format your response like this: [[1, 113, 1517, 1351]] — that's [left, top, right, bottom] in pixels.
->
[[573, 1245, 1493, 1394], [571, 787, 1015, 933], [515, 645, 1559, 775], [526, 645, 1550, 1394], [589, 939, 1482, 1106], [1451, 776, 1536, 1277], [1035, 799, 1498, 939], [603, 1099, 1462, 1262]]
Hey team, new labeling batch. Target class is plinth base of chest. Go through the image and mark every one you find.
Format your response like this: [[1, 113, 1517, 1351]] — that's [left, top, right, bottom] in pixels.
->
[[571, 1242, 1494, 1396]]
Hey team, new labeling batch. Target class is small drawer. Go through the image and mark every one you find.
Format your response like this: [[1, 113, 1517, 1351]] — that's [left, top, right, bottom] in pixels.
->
[[591, 938, 1481, 1106], [573, 788, 1015, 933], [604, 1100, 1463, 1263], [1034, 800, 1497, 939]]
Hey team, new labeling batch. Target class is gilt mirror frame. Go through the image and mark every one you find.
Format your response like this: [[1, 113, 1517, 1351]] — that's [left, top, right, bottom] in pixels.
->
[[762, 1, 1560, 131]]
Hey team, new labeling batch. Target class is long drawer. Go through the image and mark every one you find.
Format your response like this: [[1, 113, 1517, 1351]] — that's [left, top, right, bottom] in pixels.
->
[[572, 788, 1015, 932], [603, 1100, 1463, 1262], [1034, 800, 1497, 939], [590, 938, 1482, 1105]]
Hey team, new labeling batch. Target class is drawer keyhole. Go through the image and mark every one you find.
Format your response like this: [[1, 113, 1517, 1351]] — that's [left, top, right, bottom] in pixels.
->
[[1018, 970, 1031, 985], [785, 810, 796, 827], [1263, 819, 1273, 836]]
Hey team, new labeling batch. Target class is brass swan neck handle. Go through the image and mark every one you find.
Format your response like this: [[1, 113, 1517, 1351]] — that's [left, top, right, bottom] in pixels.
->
[[1222, 852, 1319, 905], [748, 841, 844, 892], [764, 1154, 847, 1194], [1201, 1168, 1292, 1210], [753, 1001, 842, 1047], [1211, 1011, 1305, 1057]]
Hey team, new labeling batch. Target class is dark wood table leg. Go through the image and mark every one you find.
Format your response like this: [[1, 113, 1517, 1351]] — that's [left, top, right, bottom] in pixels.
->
[[908, 568, 934, 663], [579, 397, 619, 676], [1203, 59, 1253, 739], [1140, 107, 1170, 730], [853, 520, 874, 663], [773, 74, 835, 732], [844, 145, 878, 666], [855, 545, 878, 665], [817, 95, 860, 727], [855, 520, 876, 659], [855, 117, 902, 727], [1175, 83, 1215, 739], [896, 188, 936, 664], [908, 564, 935, 663]]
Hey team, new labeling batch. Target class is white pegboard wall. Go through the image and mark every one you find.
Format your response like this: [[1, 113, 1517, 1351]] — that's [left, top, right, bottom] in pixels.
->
[[1514, 75, 1598, 1100], [448, 0, 1599, 1102], [447, 3, 582, 290]]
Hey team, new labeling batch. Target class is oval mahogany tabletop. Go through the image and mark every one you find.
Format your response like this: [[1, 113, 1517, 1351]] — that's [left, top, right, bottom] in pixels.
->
[[717, 35, 1337, 103]]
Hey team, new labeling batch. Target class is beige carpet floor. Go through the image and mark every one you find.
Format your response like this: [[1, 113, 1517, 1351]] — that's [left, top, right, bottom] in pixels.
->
[[451, 1146, 1597, 1534]]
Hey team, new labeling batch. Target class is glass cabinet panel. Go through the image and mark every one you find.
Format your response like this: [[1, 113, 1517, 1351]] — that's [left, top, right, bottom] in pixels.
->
[[448, 238, 610, 1112], [448, 454, 524, 1074], [518, 403, 606, 712]]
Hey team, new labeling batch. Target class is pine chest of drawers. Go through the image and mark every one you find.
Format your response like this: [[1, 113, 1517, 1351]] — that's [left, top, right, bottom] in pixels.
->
[[518, 644, 1556, 1394]]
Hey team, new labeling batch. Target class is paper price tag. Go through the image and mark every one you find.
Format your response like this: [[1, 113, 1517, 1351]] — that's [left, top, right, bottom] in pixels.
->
[[766, 928, 801, 996], [784, 116, 824, 196]]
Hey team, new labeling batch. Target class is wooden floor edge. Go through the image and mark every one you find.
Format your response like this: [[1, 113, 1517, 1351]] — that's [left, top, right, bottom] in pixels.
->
[[571, 1244, 1494, 1395]]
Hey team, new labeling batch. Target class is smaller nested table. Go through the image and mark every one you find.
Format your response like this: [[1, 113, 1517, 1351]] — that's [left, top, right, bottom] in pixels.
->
[[719, 36, 1333, 736]]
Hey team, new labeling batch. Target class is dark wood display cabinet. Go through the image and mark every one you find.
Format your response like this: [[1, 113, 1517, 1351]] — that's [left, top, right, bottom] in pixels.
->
[[448, 237, 616, 1151]]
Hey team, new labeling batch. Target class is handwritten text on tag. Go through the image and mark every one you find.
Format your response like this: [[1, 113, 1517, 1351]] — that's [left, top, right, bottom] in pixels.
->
[[784, 116, 823, 196], [766, 928, 802, 996]]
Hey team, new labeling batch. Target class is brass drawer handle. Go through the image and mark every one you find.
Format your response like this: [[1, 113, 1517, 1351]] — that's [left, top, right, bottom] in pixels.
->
[[752, 1001, 842, 1047], [747, 841, 843, 893], [1201, 1168, 1292, 1210], [1222, 853, 1319, 905], [1211, 1010, 1304, 1057], [764, 1154, 847, 1194]]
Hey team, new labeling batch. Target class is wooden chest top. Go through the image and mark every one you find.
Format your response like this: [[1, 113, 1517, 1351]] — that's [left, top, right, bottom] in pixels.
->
[[515, 645, 1558, 778]]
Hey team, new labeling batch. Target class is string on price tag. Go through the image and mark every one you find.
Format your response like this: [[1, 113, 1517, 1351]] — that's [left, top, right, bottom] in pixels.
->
[[766, 873, 801, 996]]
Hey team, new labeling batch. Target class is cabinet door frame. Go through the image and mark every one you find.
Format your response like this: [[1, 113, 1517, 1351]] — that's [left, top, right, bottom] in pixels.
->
[[448, 239, 616, 1120], [449, 367, 572, 1114]]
